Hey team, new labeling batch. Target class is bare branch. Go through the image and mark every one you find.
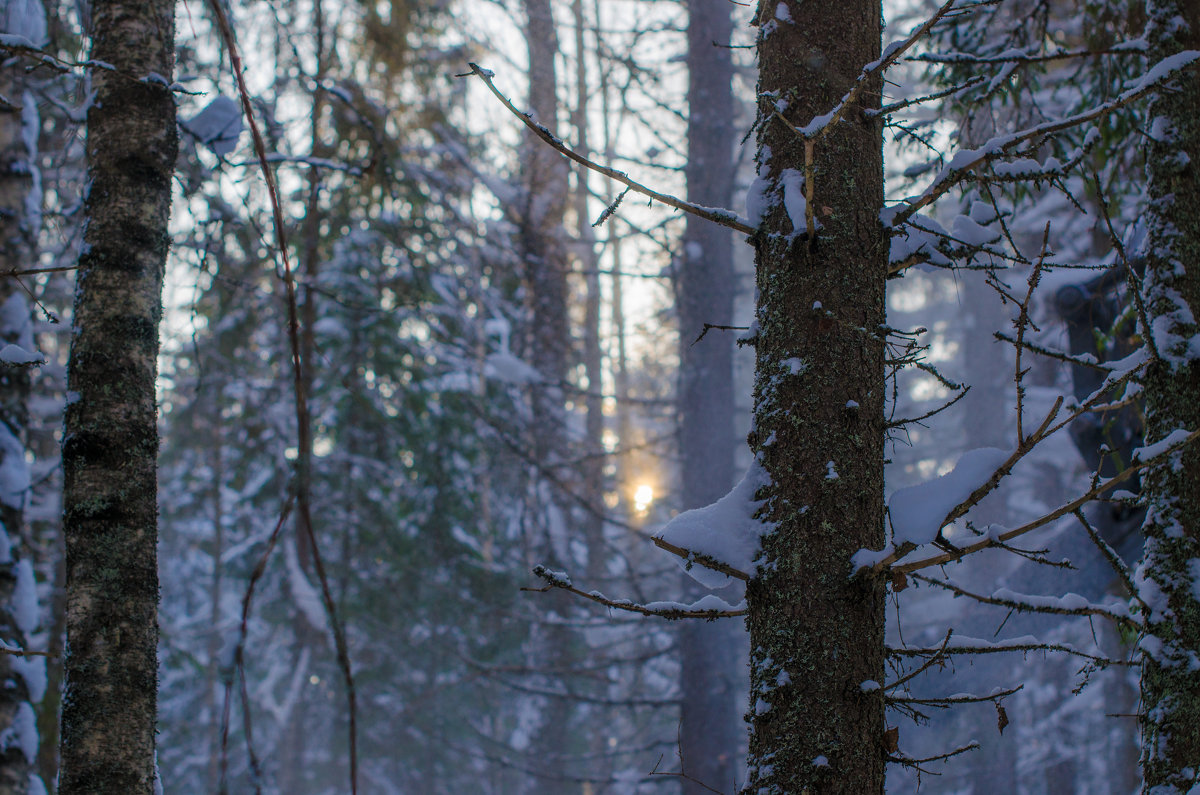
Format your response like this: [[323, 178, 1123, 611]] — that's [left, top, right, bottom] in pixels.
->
[[527, 566, 746, 620], [464, 64, 754, 235]]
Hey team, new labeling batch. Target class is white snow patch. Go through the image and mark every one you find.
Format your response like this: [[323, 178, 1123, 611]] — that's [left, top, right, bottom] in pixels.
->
[[0, 702, 36, 763], [887, 447, 1011, 547], [285, 541, 328, 633], [182, 96, 243, 157], [12, 558, 36, 635], [780, 168, 814, 235], [654, 458, 775, 587], [0, 345, 43, 366]]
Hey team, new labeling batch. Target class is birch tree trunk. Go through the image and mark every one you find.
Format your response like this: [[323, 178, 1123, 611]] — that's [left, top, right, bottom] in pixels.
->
[[58, 0, 177, 790], [743, 1, 886, 791], [678, 1, 740, 791], [1136, 1, 1200, 791]]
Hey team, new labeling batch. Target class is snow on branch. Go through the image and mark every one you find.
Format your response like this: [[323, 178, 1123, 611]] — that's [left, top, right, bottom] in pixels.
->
[[881, 50, 1200, 230], [909, 574, 1140, 629], [652, 458, 776, 586], [462, 64, 754, 236], [885, 427, 1200, 576], [889, 636, 1128, 667]]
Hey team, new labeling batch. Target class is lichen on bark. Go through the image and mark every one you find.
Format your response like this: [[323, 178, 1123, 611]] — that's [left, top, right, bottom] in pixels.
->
[[1136, 2, 1200, 792], [58, 0, 178, 791], [742, 2, 887, 793]]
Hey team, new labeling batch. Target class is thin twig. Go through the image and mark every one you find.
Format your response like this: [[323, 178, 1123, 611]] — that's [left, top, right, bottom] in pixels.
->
[[464, 64, 754, 235], [204, 3, 358, 791], [527, 565, 746, 619]]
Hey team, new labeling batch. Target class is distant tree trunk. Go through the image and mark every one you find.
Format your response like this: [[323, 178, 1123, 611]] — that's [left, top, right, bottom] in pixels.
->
[[677, 1, 740, 792], [743, 1, 886, 793], [0, 9, 45, 791], [1136, 1, 1200, 791], [279, 0, 328, 787], [570, 0, 604, 583], [58, 0, 177, 790], [520, 0, 574, 790]]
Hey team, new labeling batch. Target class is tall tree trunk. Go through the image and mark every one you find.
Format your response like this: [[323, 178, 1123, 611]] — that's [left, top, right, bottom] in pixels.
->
[[678, 2, 740, 792], [0, 8, 45, 791], [279, 1, 328, 787], [520, 0, 574, 790], [743, 2, 886, 792], [1136, 1, 1200, 791], [59, 0, 177, 790]]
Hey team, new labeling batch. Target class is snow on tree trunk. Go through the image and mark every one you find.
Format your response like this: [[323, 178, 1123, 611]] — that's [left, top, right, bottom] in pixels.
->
[[1136, 1, 1200, 791], [58, 0, 177, 790], [0, 8, 46, 792], [678, 1, 741, 792], [742, 1, 886, 792]]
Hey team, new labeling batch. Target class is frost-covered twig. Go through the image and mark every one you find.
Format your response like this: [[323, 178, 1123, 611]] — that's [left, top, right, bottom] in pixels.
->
[[883, 50, 1200, 228], [890, 638, 1127, 667], [913, 44, 1148, 66], [526, 565, 746, 619], [1090, 168, 1160, 363], [0, 35, 203, 93], [1073, 509, 1145, 609], [993, 331, 1111, 371], [888, 684, 1022, 707], [1014, 230, 1049, 443], [910, 574, 1139, 628], [888, 740, 981, 771], [873, 76, 986, 117], [463, 64, 754, 235], [886, 629, 954, 691]]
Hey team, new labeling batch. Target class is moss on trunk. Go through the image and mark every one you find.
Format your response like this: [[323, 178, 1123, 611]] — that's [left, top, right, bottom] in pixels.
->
[[742, 2, 887, 793]]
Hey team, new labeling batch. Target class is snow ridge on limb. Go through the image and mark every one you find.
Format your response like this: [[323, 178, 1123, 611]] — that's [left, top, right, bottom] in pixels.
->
[[652, 457, 774, 587]]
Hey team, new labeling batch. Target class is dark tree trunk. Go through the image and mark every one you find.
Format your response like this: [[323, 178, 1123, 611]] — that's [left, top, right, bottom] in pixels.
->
[[58, 0, 177, 791], [743, 1, 886, 792], [1137, 1, 1200, 791], [677, 1, 740, 792]]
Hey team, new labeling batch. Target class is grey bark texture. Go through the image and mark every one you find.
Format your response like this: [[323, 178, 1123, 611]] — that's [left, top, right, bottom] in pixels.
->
[[678, 1, 740, 792], [58, 0, 177, 791], [743, 1, 887, 793], [0, 20, 43, 794], [520, 1, 575, 790], [1137, 1, 1200, 791]]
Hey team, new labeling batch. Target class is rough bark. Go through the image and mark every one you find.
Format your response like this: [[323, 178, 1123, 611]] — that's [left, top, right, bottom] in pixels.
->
[[1136, 1, 1200, 791], [0, 15, 43, 793], [743, 2, 886, 793], [677, 1, 740, 792], [58, 0, 177, 791]]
